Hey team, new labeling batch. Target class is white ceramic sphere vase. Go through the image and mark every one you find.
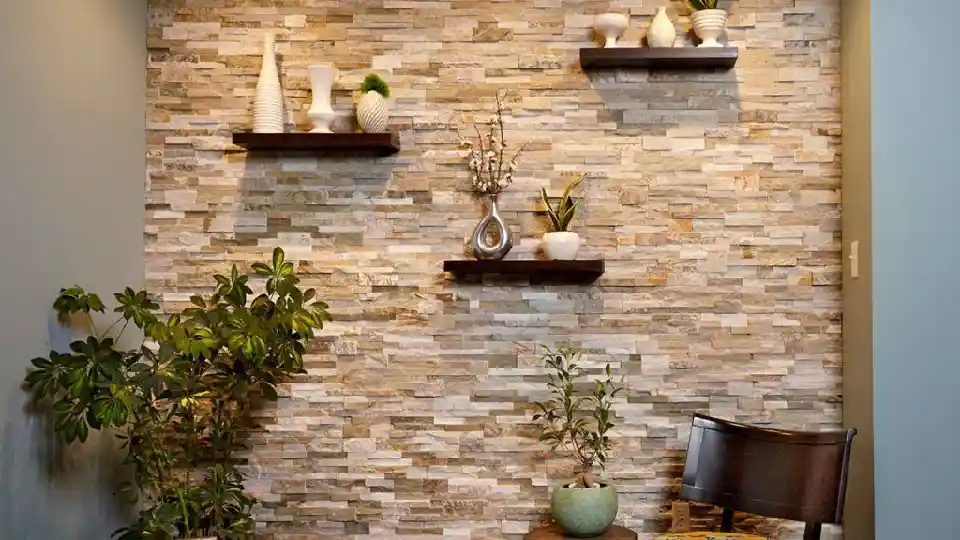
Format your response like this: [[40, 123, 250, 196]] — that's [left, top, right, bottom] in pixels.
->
[[254, 33, 284, 133], [543, 232, 580, 261], [647, 7, 677, 48], [308, 64, 337, 133], [691, 9, 728, 48], [594, 13, 629, 48], [357, 91, 388, 133]]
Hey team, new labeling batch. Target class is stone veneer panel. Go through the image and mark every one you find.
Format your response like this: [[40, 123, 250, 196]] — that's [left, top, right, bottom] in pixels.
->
[[146, 1, 842, 538]]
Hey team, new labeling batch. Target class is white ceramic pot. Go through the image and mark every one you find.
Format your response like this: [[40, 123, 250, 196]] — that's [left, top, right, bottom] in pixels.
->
[[647, 7, 677, 48], [357, 91, 388, 133], [543, 232, 580, 261], [691, 9, 728, 48], [254, 33, 283, 133], [308, 64, 337, 133], [594, 13, 629, 48]]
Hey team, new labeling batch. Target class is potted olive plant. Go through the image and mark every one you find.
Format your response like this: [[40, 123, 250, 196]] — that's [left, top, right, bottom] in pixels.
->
[[356, 73, 390, 133], [534, 346, 622, 538], [689, 0, 728, 47], [24, 248, 330, 539], [540, 174, 584, 260]]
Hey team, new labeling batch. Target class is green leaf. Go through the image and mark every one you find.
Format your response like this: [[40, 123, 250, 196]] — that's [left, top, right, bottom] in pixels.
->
[[272, 247, 285, 271]]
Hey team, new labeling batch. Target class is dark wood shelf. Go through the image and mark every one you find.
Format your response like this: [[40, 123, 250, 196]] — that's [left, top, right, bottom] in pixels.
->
[[579, 47, 738, 70], [443, 260, 605, 283], [232, 132, 399, 156]]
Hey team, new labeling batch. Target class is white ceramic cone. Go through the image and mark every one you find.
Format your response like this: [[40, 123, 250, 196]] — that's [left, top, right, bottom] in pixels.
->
[[254, 33, 284, 133]]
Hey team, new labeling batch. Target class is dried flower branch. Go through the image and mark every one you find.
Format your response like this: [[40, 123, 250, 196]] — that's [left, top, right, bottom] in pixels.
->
[[459, 92, 527, 196]]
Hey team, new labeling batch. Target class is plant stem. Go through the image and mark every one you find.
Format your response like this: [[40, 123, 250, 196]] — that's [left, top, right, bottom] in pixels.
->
[[85, 312, 100, 337]]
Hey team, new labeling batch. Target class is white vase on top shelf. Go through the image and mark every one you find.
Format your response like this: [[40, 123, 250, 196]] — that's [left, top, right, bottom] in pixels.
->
[[254, 33, 283, 133], [691, 8, 728, 47], [647, 7, 677, 48], [594, 13, 629, 48], [307, 64, 337, 133]]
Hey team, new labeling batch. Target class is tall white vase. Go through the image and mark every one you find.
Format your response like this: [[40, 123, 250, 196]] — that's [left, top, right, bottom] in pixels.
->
[[254, 33, 284, 133], [647, 7, 677, 48], [308, 64, 337, 133]]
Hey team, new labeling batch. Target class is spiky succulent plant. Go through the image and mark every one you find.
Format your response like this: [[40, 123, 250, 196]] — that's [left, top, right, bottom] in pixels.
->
[[360, 73, 390, 98], [689, 0, 719, 10], [541, 174, 584, 233]]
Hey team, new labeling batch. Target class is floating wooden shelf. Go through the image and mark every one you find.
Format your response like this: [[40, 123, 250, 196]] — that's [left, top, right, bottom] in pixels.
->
[[443, 260, 605, 283], [232, 132, 399, 156], [579, 47, 739, 70]]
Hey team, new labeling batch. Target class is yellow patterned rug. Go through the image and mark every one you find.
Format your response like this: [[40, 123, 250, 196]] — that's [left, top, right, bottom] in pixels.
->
[[655, 534, 766, 540]]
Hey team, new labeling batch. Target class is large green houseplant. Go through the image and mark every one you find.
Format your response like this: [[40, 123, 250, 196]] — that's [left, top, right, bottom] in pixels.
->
[[534, 346, 622, 538], [24, 248, 330, 539]]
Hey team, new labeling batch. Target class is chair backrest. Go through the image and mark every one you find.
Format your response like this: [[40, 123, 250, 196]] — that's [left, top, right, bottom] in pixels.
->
[[681, 414, 857, 525]]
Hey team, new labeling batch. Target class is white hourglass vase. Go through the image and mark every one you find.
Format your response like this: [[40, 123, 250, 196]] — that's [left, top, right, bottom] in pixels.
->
[[254, 33, 284, 134], [594, 13, 629, 48], [307, 64, 337, 133]]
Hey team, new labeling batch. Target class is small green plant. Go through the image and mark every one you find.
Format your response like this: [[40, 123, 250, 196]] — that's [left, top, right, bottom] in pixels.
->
[[360, 73, 390, 98], [533, 346, 621, 488], [540, 174, 584, 233], [688, 0, 719, 10], [24, 248, 330, 539]]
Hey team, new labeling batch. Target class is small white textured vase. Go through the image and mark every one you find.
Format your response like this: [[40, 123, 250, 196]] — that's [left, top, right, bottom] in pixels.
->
[[308, 64, 337, 133], [254, 33, 283, 133], [692, 9, 728, 48], [647, 7, 677, 48], [357, 91, 388, 133], [543, 232, 580, 261]]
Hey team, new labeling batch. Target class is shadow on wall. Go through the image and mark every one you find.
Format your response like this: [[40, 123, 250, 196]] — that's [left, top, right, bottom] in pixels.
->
[[0, 319, 131, 540], [586, 68, 741, 136]]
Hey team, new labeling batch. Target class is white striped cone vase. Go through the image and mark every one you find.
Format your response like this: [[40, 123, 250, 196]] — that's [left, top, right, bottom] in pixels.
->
[[357, 91, 388, 133], [254, 33, 284, 133]]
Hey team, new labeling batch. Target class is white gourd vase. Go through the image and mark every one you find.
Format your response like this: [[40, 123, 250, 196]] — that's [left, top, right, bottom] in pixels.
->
[[254, 33, 284, 133], [307, 64, 337, 133], [357, 91, 388, 133], [647, 7, 677, 48], [691, 9, 728, 48]]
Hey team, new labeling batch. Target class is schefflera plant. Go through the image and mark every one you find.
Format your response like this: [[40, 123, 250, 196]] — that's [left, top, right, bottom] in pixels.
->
[[24, 248, 330, 540]]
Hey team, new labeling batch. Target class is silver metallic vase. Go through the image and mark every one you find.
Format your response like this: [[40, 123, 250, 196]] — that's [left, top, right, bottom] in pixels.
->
[[471, 195, 513, 260]]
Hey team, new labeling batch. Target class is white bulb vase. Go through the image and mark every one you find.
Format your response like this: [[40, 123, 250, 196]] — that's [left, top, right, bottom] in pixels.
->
[[647, 7, 677, 48], [254, 33, 284, 134], [691, 9, 728, 48], [357, 91, 388, 133], [543, 232, 580, 261], [594, 13, 629, 48], [308, 64, 337, 133]]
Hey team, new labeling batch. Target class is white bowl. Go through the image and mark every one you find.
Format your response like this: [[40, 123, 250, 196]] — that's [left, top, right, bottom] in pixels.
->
[[594, 13, 629, 48]]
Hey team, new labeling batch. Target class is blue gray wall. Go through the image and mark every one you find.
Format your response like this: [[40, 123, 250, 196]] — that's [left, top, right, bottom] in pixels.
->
[[0, 0, 146, 537], [871, 1, 960, 538]]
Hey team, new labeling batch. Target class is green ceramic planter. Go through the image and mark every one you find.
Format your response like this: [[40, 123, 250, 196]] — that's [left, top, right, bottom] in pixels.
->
[[550, 480, 618, 538]]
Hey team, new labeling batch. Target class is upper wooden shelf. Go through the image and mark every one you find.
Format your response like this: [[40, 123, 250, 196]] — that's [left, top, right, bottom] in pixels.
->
[[443, 259, 605, 284], [579, 47, 739, 70], [232, 132, 399, 156]]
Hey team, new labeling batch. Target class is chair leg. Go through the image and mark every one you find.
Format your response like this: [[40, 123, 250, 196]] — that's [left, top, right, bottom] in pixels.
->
[[720, 508, 734, 532], [803, 523, 821, 540]]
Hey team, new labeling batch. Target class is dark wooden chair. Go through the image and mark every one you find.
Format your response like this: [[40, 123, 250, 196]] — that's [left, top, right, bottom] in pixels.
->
[[657, 414, 857, 540]]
